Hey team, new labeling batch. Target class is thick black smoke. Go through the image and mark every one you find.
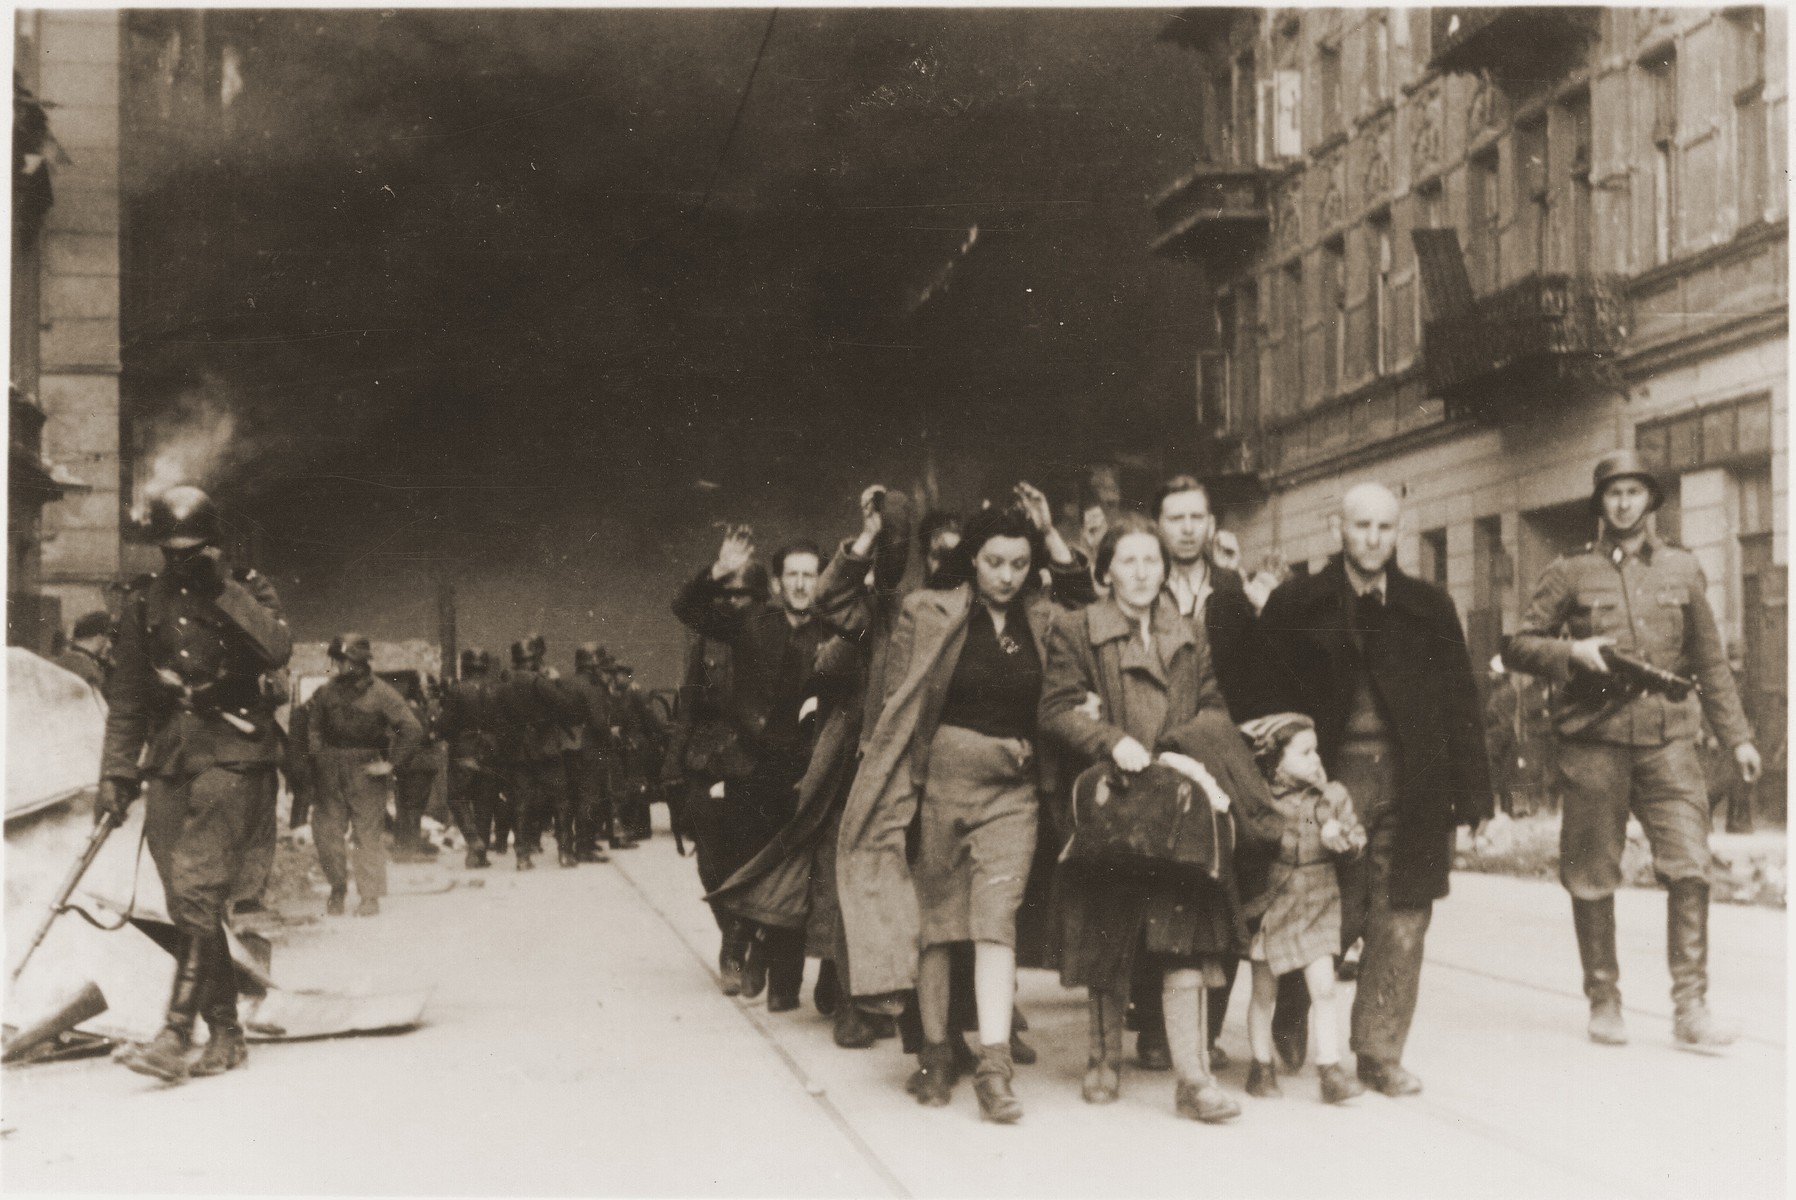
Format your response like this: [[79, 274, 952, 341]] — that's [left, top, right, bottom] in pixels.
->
[[122, 8, 1210, 686]]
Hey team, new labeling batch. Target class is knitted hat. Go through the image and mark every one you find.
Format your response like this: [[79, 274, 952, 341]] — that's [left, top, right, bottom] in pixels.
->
[[1238, 712, 1315, 778]]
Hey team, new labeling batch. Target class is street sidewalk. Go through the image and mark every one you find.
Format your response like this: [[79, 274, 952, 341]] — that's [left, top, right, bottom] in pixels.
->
[[3, 817, 1784, 1198]]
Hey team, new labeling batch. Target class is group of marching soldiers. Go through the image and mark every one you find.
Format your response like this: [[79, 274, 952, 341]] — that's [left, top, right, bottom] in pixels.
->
[[291, 632, 668, 917], [433, 636, 665, 876]]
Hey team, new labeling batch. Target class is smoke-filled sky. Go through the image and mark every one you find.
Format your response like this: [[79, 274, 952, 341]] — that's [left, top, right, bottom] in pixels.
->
[[123, 8, 1212, 686]]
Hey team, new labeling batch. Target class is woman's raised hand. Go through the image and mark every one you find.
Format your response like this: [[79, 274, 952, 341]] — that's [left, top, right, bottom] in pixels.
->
[[712, 524, 755, 580]]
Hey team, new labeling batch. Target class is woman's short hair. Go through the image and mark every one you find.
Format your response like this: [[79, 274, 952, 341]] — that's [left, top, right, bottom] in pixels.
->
[[933, 501, 1042, 591], [1094, 512, 1170, 584]]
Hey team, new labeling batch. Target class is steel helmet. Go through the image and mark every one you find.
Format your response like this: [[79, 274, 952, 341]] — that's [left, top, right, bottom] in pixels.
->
[[1589, 449, 1665, 516], [510, 634, 546, 667], [328, 632, 373, 664], [145, 485, 221, 550]]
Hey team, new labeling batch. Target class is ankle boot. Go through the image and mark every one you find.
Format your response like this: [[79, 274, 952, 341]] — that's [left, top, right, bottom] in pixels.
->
[[739, 928, 768, 1001], [119, 932, 208, 1084], [1172, 990, 1241, 1122], [1318, 1062, 1363, 1104], [973, 1042, 1023, 1123], [191, 933, 248, 1077], [1246, 1060, 1281, 1098], [718, 923, 748, 997], [907, 1040, 956, 1107], [1668, 880, 1737, 1053], [1572, 896, 1627, 1045], [833, 1002, 880, 1049], [1081, 992, 1123, 1104]]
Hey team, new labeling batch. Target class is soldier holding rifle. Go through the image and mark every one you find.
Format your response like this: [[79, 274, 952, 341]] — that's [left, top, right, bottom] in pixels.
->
[[1505, 450, 1761, 1052]]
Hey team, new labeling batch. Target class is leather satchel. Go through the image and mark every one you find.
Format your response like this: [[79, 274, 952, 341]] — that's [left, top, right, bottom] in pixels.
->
[[1064, 760, 1233, 881]]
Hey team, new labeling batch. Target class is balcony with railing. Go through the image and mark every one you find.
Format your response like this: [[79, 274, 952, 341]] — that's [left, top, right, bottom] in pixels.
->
[[1423, 273, 1630, 421], [1150, 164, 1272, 269], [1429, 7, 1602, 78]]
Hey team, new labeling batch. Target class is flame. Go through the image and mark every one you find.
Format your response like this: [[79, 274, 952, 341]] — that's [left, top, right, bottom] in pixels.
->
[[131, 391, 238, 522]]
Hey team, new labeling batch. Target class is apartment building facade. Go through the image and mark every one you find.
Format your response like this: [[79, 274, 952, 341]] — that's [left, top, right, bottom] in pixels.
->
[[1153, 6, 1787, 772]]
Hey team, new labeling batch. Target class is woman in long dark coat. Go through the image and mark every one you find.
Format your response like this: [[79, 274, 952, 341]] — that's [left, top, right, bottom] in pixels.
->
[[1039, 514, 1273, 1124], [837, 486, 1093, 1123]]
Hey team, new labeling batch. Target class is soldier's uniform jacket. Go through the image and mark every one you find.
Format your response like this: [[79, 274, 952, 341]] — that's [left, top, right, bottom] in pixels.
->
[[564, 674, 616, 759], [494, 669, 584, 763], [101, 566, 293, 781], [306, 672, 426, 768], [437, 676, 504, 770], [1504, 532, 1752, 747]]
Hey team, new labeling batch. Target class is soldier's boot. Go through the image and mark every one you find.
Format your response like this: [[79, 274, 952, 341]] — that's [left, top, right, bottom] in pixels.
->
[[1572, 896, 1627, 1045], [192, 933, 248, 1077], [1668, 880, 1737, 1053], [118, 932, 207, 1084]]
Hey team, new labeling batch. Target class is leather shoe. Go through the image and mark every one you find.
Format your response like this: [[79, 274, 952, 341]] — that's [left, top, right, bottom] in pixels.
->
[[1245, 1060, 1280, 1098], [1137, 1029, 1172, 1072], [767, 991, 800, 1014], [1008, 1030, 1037, 1066], [1357, 1057, 1422, 1096], [1174, 1078, 1240, 1123], [325, 887, 347, 916], [1319, 1062, 1364, 1104], [832, 1003, 880, 1049], [355, 897, 380, 917]]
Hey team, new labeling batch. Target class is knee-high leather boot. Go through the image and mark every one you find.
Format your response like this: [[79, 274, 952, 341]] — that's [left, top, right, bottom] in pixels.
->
[[1572, 896, 1626, 1045], [118, 931, 208, 1083], [1668, 880, 1736, 1052]]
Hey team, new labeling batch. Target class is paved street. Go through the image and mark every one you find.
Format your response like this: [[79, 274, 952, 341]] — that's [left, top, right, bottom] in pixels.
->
[[4, 816, 1785, 1198]]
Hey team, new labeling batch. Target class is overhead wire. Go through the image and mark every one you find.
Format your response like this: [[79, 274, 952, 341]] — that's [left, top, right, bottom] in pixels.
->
[[691, 8, 779, 222]]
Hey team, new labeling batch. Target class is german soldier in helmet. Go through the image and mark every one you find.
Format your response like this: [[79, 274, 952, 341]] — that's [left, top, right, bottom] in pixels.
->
[[494, 633, 584, 869], [99, 484, 293, 1083], [1505, 449, 1760, 1052], [303, 632, 425, 917], [564, 643, 623, 861], [439, 646, 505, 867]]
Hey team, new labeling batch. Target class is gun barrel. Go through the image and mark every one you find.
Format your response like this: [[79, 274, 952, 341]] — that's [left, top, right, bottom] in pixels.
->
[[9, 811, 119, 983]]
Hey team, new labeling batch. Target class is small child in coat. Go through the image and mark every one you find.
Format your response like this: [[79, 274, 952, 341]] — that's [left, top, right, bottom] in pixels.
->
[[1237, 712, 1367, 1105]]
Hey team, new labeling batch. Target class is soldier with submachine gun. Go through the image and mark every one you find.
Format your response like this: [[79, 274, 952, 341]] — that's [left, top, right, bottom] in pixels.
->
[[1505, 450, 1761, 1055]]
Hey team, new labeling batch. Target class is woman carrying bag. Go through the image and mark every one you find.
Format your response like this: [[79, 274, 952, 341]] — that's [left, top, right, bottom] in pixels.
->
[[1039, 513, 1278, 1124]]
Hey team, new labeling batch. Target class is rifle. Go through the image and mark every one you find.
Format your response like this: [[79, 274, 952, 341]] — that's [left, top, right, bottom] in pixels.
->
[[11, 810, 120, 983]]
